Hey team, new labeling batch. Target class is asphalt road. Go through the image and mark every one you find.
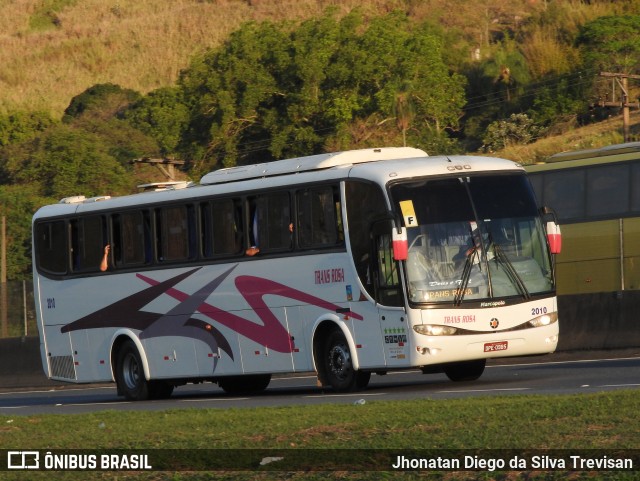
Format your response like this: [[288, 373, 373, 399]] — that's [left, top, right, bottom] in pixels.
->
[[1, 349, 639, 416]]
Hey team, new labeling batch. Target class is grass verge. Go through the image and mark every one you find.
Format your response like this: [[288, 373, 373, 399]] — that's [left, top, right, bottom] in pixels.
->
[[0, 389, 639, 480]]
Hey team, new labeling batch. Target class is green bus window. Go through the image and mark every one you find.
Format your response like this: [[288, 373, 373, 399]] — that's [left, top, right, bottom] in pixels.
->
[[633, 163, 640, 213], [542, 170, 585, 221], [586, 164, 629, 218]]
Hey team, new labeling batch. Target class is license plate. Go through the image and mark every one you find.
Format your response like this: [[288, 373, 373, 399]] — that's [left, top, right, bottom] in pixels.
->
[[484, 341, 508, 353]]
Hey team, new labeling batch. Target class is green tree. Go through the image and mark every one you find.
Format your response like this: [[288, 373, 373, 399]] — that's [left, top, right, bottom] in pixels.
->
[[483, 113, 541, 152], [0, 111, 55, 148], [0, 185, 53, 280], [2, 124, 134, 199], [177, 11, 467, 170], [63, 83, 141, 123], [61, 83, 164, 169], [179, 21, 292, 172], [125, 86, 190, 157], [576, 15, 640, 74]]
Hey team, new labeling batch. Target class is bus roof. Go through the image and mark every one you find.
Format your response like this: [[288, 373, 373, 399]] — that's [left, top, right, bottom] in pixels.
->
[[33, 149, 524, 221], [526, 142, 640, 173], [199, 147, 428, 185]]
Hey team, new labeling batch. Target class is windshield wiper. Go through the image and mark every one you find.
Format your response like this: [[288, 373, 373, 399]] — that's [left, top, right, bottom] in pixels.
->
[[454, 247, 478, 306], [490, 238, 531, 300]]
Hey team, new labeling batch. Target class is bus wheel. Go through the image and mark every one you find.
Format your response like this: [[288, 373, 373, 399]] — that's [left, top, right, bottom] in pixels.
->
[[444, 359, 486, 382], [115, 340, 150, 401], [323, 329, 370, 392], [218, 374, 272, 394]]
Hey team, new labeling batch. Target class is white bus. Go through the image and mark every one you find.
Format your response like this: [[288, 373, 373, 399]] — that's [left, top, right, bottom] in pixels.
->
[[32, 147, 560, 400]]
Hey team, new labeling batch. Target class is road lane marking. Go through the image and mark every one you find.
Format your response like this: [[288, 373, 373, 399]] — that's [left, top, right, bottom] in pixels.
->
[[179, 397, 249, 402], [303, 392, 386, 399], [436, 388, 531, 394]]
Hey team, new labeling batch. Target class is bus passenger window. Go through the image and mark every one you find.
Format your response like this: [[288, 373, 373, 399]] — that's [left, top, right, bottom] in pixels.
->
[[156, 205, 194, 262], [375, 232, 403, 306], [70, 216, 107, 272], [345, 181, 388, 294], [201, 199, 243, 258], [35, 221, 68, 275], [586, 164, 629, 218], [297, 186, 343, 248], [248, 193, 292, 254], [543, 170, 585, 221], [112, 211, 150, 267], [632, 162, 640, 213]]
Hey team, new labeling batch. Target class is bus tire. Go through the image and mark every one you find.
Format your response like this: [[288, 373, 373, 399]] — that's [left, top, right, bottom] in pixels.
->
[[218, 374, 271, 394], [444, 359, 486, 382], [115, 340, 151, 401], [323, 329, 370, 392]]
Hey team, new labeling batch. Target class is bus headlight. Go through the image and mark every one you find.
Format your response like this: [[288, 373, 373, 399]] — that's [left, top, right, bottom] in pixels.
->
[[528, 311, 558, 328], [414, 324, 458, 336]]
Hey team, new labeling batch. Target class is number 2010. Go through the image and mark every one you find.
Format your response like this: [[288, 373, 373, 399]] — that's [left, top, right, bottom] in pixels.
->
[[531, 306, 547, 316]]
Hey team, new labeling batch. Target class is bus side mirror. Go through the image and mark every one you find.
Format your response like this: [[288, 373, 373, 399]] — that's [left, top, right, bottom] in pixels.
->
[[546, 221, 562, 254], [392, 227, 408, 261], [540, 207, 561, 255]]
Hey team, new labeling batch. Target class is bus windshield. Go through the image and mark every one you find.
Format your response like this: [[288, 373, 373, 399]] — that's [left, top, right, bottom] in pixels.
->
[[391, 174, 554, 304]]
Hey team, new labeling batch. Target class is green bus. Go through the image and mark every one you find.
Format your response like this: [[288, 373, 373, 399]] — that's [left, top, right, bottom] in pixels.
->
[[525, 142, 640, 350]]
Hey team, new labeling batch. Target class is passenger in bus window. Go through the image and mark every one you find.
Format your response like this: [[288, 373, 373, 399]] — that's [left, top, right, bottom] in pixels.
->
[[244, 207, 293, 256], [246, 204, 260, 256], [100, 244, 110, 271]]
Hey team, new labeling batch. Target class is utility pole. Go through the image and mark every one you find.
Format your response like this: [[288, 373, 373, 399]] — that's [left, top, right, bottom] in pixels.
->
[[599, 72, 640, 142], [132, 157, 186, 181], [1, 216, 7, 338]]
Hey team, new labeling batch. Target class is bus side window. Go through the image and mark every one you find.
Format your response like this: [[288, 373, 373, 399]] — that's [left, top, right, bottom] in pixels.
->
[[345, 180, 388, 296], [201, 198, 243, 258], [113, 211, 150, 267], [35, 221, 68, 275], [297, 185, 343, 249], [543, 170, 585, 221], [249, 192, 292, 253], [374, 231, 403, 307], [156, 205, 195, 262], [70, 216, 107, 272]]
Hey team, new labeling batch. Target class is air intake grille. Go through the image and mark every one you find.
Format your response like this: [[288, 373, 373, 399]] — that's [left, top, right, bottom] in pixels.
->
[[50, 355, 76, 380]]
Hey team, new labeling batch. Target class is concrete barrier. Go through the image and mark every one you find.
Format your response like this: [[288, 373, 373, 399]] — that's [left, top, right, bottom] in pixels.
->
[[556, 290, 640, 351], [3, 290, 640, 389], [0, 337, 63, 389]]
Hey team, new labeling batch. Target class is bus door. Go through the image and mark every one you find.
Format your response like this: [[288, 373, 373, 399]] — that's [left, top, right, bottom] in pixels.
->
[[371, 220, 410, 367]]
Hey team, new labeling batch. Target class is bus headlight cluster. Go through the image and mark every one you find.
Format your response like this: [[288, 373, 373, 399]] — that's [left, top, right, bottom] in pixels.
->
[[528, 311, 558, 328], [414, 324, 458, 336]]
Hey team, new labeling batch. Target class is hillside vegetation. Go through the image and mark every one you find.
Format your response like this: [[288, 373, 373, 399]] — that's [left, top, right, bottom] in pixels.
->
[[2, 0, 531, 116], [0, 0, 635, 116], [1, 0, 640, 280]]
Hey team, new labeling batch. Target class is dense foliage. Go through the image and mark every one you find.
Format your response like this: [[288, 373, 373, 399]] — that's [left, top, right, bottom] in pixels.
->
[[0, 4, 639, 279]]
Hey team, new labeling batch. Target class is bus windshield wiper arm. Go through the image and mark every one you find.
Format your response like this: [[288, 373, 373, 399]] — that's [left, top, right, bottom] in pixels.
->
[[454, 247, 477, 306], [490, 239, 531, 300]]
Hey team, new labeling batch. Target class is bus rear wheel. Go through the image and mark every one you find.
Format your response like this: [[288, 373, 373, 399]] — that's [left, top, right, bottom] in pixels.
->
[[323, 329, 370, 392], [115, 340, 151, 401], [443, 359, 486, 382]]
